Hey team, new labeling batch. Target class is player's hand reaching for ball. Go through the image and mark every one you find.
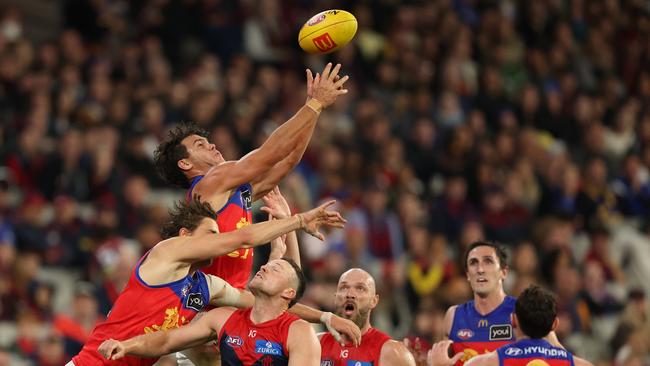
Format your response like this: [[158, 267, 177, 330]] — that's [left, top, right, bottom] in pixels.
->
[[98, 339, 127, 360], [295, 200, 346, 240], [306, 62, 349, 108]]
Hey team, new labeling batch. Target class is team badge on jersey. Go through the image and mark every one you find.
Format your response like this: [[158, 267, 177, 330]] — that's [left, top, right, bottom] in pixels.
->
[[255, 340, 283, 356], [489, 324, 512, 340], [456, 329, 474, 340], [225, 335, 244, 348]]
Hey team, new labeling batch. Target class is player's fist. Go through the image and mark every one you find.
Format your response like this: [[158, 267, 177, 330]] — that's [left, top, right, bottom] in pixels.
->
[[98, 339, 126, 360]]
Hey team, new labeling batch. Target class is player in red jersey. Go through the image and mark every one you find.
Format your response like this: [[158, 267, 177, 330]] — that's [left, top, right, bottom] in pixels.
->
[[319, 268, 416, 366], [67, 198, 351, 366], [98, 258, 320, 366], [153, 62, 349, 289], [428, 285, 593, 366]]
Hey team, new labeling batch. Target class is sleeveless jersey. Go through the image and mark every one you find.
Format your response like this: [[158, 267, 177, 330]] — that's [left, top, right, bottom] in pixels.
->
[[320, 327, 391, 366], [187, 176, 253, 289], [72, 253, 210, 366], [497, 339, 574, 366], [449, 296, 516, 365], [217, 308, 300, 366]]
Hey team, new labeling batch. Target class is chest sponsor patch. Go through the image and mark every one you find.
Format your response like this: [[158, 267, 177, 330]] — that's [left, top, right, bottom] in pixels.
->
[[185, 293, 204, 312], [255, 340, 283, 356], [346, 361, 373, 366], [489, 324, 512, 340]]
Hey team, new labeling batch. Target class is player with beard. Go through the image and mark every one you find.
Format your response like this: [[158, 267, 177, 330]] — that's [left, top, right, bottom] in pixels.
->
[[98, 258, 321, 366], [428, 285, 593, 366], [319, 268, 416, 366]]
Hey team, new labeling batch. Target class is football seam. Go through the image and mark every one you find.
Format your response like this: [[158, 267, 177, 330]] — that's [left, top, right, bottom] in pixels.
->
[[298, 19, 357, 43]]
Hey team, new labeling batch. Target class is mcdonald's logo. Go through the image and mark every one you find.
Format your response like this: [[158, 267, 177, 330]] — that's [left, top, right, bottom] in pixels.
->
[[478, 319, 489, 327], [313, 33, 338, 52]]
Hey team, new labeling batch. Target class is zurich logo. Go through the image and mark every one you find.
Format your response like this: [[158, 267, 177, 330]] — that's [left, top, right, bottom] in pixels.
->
[[505, 347, 523, 356]]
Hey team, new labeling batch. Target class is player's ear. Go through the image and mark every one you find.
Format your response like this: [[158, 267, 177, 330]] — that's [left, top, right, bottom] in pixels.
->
[[551, 316, 559, 331], [178, 158, 192, 172], [179, 227, 191, 237], [370, 294, 379, 309], [281, 288, 296, 303]]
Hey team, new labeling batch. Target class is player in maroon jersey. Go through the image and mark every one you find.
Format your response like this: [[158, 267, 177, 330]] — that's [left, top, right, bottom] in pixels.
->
[[67, 198, 355, 366], [319, 268, 416, 366], [427, 285, 593, 366], [98, 258, 320, 366], [153, 62, 349, 290]]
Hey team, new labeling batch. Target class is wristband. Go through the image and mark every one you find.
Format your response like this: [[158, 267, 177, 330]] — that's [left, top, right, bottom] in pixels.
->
[[306, 99, 324, 114], [295, 214, 306, 229], [320, 311, 343, 342]]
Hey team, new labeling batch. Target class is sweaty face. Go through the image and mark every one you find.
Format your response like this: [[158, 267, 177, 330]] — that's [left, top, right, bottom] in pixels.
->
[[249, 260, 295, 299], [180, 134, 225, 172], [466, 246, 507, 297], [334, 269, 377, 330]]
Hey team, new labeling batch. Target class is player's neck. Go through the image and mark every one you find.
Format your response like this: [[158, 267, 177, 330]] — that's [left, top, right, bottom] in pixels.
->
[[250, 297, 287, 324], [473, 288, 507, 315], [360, 320, 372, 335]]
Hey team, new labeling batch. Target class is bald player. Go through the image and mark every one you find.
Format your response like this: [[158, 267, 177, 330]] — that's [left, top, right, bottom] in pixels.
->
[[319, 268, 416, 366], [428, 285, 594, 366]]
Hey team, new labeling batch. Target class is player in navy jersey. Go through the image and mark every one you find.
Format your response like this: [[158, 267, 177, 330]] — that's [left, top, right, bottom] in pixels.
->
[[98, 258, 320, 366], [319, 268, 416, 366], [428, 285, 594, 366]]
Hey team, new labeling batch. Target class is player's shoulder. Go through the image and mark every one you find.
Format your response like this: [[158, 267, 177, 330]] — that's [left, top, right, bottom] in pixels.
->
[[380, 340, 416, 365], [288, 318, 315, 335]]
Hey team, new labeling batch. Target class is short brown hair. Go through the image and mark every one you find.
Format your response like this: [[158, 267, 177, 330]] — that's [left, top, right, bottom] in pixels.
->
[[463, 240, 508, 272], [161, 197, 216, 239], [154, 123, 209, 188]]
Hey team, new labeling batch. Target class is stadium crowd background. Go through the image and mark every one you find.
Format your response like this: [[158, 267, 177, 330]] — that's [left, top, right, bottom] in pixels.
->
[[0, 0, 650, 365]]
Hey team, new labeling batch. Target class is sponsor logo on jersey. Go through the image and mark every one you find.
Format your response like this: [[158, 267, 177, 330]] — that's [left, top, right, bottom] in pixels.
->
[[505, 347, 523, 356], [185, 293, 204, 312], [241, 188, 252, 209], [255, 340, 283, 356], [321, 360, 334, 366], [225, 336, 243, 348], [456, 329, 474, 340], [346, 361, 372, 366], [478, 319, 489, 327], [489, 324, 512, 340]]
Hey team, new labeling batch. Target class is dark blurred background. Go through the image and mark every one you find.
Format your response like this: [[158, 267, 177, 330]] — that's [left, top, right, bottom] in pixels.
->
[[0, 0, 649, 365]]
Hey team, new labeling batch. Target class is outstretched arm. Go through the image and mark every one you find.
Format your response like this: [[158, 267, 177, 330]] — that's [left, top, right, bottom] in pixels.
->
[[289, 303, 361, 346], [194, 63, 349, 199], [97, 308, 233, 360], [159, 200, 345, 264], [262, 186, 301, 266]]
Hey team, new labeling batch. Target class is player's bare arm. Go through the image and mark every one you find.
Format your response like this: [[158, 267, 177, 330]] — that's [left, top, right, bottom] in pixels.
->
[[289, 303, 362, 346], [262, 186, 300, 266], [286, 319, 321, 366], [193, 63, 349, 202], [157, 200, 345, 265], [380, 340, 417, 366], [206, 274, 255, 308], [98, 307, 234, 360], [443, 305, 457, 338]]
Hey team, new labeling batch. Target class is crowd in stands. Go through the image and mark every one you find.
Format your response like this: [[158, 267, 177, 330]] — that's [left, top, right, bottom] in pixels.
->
[[1, 0, 650, 365]]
